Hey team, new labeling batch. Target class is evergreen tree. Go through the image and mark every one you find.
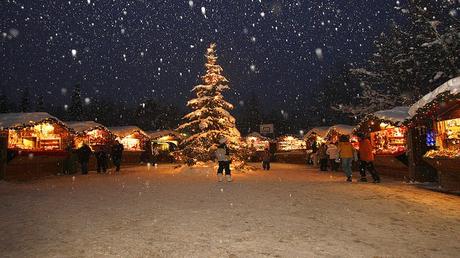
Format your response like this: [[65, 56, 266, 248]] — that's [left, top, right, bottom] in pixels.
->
[[20, 88, 30, 112], [69, 84, 84, 121], [339, 0, 460, 118], [0, 93, 9, 113], [238, 92, 262, 134], [35, 95, 45, 112], [177, 43, 243, 165]]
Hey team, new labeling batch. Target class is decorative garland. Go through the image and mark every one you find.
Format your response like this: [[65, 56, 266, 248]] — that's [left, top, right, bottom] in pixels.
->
[[407, 92, 460, 128], [353, 114, 407, 135], [2, 117, 75, 134]]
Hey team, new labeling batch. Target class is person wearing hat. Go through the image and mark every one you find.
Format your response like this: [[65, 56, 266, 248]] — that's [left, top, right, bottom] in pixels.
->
[[215, 137, 232, 182]]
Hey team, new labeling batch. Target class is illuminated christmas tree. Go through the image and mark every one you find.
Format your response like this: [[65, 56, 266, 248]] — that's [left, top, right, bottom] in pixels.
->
[[177, 43, 243, 165]]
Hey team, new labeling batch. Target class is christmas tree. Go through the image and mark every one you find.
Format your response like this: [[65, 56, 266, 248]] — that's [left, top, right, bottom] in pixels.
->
[[177, 43, 243, 165]]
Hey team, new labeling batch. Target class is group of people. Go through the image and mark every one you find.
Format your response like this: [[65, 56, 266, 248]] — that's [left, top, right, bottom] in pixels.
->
[[311, 134, 380, 183], [75, 140, 124, 175]]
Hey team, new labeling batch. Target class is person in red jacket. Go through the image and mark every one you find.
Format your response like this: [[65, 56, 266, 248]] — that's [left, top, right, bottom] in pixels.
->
[[358, 134, 381, 183]]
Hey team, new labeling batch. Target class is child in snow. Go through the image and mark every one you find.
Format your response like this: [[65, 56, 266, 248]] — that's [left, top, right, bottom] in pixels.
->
[[215, 138, 232, 182], [262, 148, 271, 170], [326, 142, 339, 171]]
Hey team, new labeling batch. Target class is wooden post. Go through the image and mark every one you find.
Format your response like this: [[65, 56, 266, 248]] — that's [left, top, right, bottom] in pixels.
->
[[0, 132, 7, 180], [407, 127, 437, 182]]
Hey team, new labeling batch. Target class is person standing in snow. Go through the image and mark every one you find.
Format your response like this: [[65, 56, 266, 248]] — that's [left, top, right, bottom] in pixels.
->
[[95, 148, 108, 174], [338, 135, 354, 182], [358, 133, 381, 183], [317, 143, 328, 171], [262, 148, 271, 171], [326, 142, 339, 171], [215, 138, 232, 182], [111, 140, 124, 173], [77, 143, 92, 175]]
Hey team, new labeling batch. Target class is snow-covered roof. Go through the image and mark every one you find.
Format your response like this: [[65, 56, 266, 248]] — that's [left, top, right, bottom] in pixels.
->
[[304, 127, 330, 139], [373, 106, 410, 124], [66, 121, 108, 133], [409, 77, 460, 117], [326, 124, 355, 136], [147, 130, 183, 139], [0, 112, 66, 129], [246, 132, 271, 141], [108, 126, 148, 138]]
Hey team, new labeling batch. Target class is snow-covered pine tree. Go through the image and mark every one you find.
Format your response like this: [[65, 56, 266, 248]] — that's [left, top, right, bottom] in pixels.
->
[[69, 84, 84, 121], [337, 0, 459, 118], [177, 43, 243, 165]]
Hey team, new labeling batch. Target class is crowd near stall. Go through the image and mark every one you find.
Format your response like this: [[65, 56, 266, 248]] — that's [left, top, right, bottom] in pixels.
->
[[66, 121, 115, 171], [0, 77, 459, 193], [354, 107, 410, 178]]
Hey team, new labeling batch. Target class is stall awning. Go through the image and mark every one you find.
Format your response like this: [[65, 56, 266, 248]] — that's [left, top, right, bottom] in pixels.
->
[[304, 127, 330, 140], [66, 121, 109, 134], [409, 77, 460, 117], [0, 112, 69, 130], [373, 106, 410, 125], [108, 126, 148, 139]]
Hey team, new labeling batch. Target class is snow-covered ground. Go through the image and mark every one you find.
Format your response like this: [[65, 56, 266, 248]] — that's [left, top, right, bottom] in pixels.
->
[[1, 163, 459, 257]]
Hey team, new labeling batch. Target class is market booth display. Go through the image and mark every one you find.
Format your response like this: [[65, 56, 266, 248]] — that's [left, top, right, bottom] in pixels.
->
[[408, 76, 460, 191], [0, 112, 73, 180], [325, 124, 355, 143], [67, 121, 114, 150], [275, 135, 306, 164], [355, 106, 410, 178], [67, 121, 115, 170], [109, 126, 150, 164], [304, 127, 329, 166], [245, 132, 272, 161], [148, 130, 183, 163]]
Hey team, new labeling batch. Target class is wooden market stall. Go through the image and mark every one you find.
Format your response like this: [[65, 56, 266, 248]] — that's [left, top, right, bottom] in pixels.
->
[[148, 130, 183, 163], [245, 132, 272, 162], [275, 134, 307, 164], [355, 106, 410, 179], [66, 121, 115, 150], [408, 76, 460, 191], [0, 112, 73, 180], [303, 126, 329, 166], [325, 124, 356, 145], [108, 126, 150, 164], [67, 121, 115, 170]]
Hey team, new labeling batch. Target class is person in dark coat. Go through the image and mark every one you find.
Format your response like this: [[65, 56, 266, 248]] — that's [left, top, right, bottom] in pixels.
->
[[77, 143, 92, 175], [262, 148, 271, 171], [317, 143, 328, 171], [95, 148, 108, 173], [111, 141, 124, 172]]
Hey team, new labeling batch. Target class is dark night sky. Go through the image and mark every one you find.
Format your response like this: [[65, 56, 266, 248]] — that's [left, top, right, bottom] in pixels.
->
[[1, 0, 402, 112]]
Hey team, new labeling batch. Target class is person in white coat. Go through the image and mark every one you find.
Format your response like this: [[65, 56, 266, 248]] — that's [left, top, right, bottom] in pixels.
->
[[215, 138, 232, 182], [326, 142, 339, 171]]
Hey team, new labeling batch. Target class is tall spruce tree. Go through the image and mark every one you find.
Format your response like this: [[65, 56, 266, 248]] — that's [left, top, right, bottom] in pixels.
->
[[20, 88, 30, 112], [0, 93, 9, 113], [69, 84, 84, 121], [35, 95, 45, 112], [177, 43, 242, 165]]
